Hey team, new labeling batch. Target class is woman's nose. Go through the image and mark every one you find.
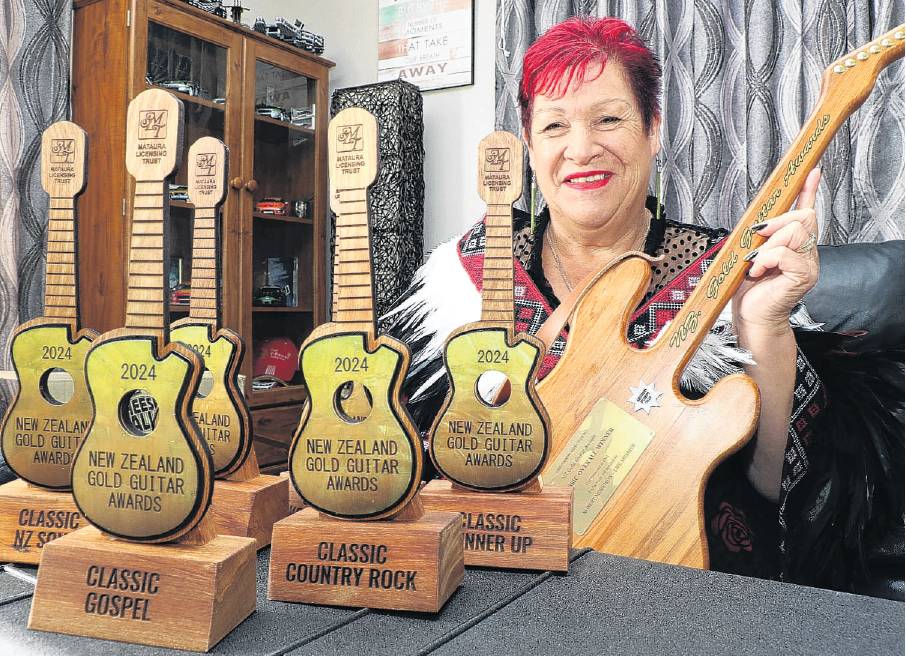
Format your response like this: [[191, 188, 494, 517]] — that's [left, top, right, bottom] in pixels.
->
[[563, 125, 603, 165]]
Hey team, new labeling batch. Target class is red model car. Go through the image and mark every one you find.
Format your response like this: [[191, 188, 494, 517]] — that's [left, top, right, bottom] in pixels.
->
[[255, 197, 288, 216], [169, 284, 191, 305]]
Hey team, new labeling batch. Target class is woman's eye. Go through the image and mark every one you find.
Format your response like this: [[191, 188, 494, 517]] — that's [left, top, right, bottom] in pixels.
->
[[597, 116, 619, 126], [541, 122, 565, 132]]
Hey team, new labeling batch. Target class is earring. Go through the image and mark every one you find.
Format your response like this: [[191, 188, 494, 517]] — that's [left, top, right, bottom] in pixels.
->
[[654, 154, 664, 223], [530, 171, 537, 234]]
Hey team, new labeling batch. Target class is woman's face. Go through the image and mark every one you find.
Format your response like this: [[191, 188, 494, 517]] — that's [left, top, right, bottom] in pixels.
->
[[525, 60, 660, 232]]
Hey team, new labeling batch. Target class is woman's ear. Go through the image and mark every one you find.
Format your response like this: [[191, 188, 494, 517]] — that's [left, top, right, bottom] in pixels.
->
[[523, 127, 535, 169], [648, 114, 662, 157]]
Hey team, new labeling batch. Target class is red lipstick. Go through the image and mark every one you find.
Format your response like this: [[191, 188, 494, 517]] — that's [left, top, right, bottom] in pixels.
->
[[562, 170, 613, 190]]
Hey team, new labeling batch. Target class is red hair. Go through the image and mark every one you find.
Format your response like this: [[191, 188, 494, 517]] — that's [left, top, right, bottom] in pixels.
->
[[519, 17, 662, 134]]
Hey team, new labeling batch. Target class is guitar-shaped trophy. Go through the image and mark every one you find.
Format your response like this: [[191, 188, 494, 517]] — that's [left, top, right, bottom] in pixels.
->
[[269, 107, 463, 612], [29, 89, 256, 652], [420, 131, 572, 571], [0, 121, 93, 562], [538, 26, 905, 568], [171, 135, 287, 548]]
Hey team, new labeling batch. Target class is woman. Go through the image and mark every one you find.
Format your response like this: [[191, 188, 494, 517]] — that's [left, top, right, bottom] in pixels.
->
[[384, 17, 899, 589]]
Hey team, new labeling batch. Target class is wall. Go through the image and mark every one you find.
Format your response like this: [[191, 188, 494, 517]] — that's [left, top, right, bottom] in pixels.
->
[[250, 0, 496, 255]]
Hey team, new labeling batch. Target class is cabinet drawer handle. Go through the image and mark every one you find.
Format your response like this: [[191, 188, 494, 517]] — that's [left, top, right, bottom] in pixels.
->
[[230, 177, 243, 190], [244, 179, 259, 193]]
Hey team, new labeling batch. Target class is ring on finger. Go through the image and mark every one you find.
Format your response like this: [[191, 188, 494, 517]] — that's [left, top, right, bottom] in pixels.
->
[[796, 232, 817, 254]]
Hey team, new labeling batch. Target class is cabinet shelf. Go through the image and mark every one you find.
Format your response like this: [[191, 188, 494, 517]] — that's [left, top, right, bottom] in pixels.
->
[[254, 114, 315, 135], [253, 212, 313, 225], [149, 84, 225, 111], [252, 306, 312, 313]]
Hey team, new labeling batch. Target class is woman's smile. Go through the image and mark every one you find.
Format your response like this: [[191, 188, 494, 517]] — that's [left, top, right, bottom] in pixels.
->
[[561, 170, 613, 190]]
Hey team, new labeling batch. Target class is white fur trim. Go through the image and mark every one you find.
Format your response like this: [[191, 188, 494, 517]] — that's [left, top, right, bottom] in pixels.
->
[[381, 233, 480, 400]]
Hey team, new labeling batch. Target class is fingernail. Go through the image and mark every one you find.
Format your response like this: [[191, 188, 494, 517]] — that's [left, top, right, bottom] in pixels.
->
[[750, 222, 768, 232], [743, 249, 759, 262]]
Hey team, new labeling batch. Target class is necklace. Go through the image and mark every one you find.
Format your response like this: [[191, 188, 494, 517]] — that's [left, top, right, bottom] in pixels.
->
[[545, 209, 653, 293]]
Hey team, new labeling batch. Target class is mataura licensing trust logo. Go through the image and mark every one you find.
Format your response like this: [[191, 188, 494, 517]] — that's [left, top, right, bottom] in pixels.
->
[[485, 147, 511, 172], [138, 109, 168, 140], [195, 152, 217, 176], [50, 139, 75, 164], [337, 124, 363, 153]]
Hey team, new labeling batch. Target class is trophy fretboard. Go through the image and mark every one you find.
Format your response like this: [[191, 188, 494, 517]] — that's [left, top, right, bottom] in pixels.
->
[[332, 188, 375, 333], [125, 180, 169, 336], [481, 206, 515, 328], [44, 199, 79, 319], [188, 207, 219, 321]]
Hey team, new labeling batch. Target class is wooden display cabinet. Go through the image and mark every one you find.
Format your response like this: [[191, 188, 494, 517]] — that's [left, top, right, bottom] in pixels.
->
[[72, 0, 333, 471]]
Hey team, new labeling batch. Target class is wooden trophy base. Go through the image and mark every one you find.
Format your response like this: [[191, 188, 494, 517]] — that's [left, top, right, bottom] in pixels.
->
[[279, 471, 307, 512], [0, 479, 83, 564], [210, 475, 288, 548], [420, 479, 573, 572], [28, 525, 256, 652], [268, 501, 464, 612]]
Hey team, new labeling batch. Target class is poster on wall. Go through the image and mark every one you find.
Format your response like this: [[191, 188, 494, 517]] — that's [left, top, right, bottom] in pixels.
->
[[378, 0, 474, 91]]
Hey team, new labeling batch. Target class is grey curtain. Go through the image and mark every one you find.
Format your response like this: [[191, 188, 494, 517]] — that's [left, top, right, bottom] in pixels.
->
[[0, 0, 72, 417], [496, 0, 905, 243]]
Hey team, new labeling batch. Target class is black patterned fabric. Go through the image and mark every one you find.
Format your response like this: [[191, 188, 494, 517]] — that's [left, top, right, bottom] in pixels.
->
[[330, 80, 425, 319]]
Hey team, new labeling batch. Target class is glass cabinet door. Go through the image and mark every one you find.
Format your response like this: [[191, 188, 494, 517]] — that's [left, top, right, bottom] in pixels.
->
[[138, 13, 241, 326], [245, 53, 323, 400]]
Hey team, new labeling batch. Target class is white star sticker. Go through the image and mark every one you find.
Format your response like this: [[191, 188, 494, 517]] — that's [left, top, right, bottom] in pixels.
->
[[628, 380, 663, 414]]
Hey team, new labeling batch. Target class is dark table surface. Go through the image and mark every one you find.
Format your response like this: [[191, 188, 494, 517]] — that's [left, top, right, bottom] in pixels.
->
[[1, 547, 902, 655]]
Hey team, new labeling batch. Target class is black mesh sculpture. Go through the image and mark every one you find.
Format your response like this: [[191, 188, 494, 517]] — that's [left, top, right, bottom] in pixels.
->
[[330, 80, 425, 319]]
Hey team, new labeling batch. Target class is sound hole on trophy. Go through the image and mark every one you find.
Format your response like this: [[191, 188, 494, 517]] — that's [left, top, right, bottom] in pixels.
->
[[118, 389, 160, 437], [476, 370, 511, 407], [197, 369, 214, 399], [333, 381, 373, 423], [39, 368, 74, 405]]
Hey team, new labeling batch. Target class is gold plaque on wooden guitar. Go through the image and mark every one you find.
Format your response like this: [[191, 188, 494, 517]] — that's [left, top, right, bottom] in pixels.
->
[[272, 108, 463, 612], [537, 27, 905, 568], [287, 108, 422, 520], [30, 90, 255, 653], [0, 121, 96, 490], [428, 131, 550, 491], [172, 135, 287, 548], [70, 88, 214, 543]]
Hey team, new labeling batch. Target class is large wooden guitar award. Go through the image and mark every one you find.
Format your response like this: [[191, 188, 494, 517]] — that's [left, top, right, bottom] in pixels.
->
[[172, 135, 288, 548], [269, 108, 463, 612], [0, 121, 94, 563], [538, 27, 905, 568], [28, 89, 256, 652], [420, 131, 571, 571]]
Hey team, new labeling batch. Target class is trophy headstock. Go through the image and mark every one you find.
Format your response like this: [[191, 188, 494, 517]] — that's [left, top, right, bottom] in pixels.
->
[[41, 121, 87, 199], [125, 88, 185, 182], [477, 131, 523, 206], [187, 136, 228, 209], [328, 107, 378, 214], [821, 25, 904, 114]]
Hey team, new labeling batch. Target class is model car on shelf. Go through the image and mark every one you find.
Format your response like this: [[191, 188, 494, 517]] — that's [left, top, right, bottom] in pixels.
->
[[169, 184, 189, 202], [256, 104, 288, 121], [151, 78, 210, 99], [184, 0, 226, 18], [255, 197, 289, 216], [251, 16, 325, 55], [169, 284, 191, 305], [253, 285, 287, 307]]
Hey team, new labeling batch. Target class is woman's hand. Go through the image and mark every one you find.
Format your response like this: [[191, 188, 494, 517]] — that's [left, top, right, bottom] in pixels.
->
[[732, 167, 821, 333]]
